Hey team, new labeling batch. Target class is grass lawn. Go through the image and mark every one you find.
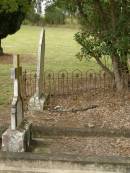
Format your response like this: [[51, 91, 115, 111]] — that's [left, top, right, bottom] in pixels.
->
[[2, 25, 100, 72], [2, 25, 41, 56], [44, 27, 100, 72], [0, 25, 101, 106]]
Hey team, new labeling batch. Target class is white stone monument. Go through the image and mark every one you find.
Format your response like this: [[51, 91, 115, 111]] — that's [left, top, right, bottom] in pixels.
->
[[36, 28, 45, 98], [10, 55, 23, 130], [2, 55, 32, 152], [29, 29, 46, 111]]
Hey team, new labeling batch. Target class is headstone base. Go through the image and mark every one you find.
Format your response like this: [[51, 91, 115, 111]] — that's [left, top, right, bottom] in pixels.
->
[[2, 120, 32, 152], [28, 94, 46, 111]]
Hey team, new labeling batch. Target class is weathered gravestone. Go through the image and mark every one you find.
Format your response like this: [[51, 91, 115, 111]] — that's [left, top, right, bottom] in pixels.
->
[[2, 55, 32, 152], [11, 55, 23, 129], [29, 29, 46, 111]]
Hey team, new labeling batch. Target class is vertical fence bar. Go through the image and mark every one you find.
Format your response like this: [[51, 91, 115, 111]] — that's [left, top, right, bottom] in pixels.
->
[[22, 69, 119, 110]]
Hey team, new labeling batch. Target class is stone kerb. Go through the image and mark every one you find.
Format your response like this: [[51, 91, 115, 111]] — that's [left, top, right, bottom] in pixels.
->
[[29, 28, 46, 111], [2, 55, 32, 153]]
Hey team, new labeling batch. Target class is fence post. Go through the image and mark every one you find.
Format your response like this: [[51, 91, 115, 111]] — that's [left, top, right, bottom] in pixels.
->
[[29, 28, 46, 111]]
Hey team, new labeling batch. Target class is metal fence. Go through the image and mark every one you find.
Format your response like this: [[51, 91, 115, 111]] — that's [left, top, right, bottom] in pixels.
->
[[21, 70, 37, 110], [22, 69, 130, 110], [44, 70, 114, 94], [43, 69, 115, 109]]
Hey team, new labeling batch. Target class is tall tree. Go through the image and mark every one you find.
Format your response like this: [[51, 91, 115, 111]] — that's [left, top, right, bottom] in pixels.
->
[[55, 0, 77, 23], [36, 0, 42, 14], [52, 0, 130, 91], [45, 3, 65, 25], [0, 0, 32, 55]]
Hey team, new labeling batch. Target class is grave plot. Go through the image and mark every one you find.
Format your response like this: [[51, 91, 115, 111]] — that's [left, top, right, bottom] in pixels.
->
[[26, 94, 130, 130], [26, 69, 130, 130], [1, 28, 130, 172], [24, 68, 130, 159], [43, 69, 114, 109]]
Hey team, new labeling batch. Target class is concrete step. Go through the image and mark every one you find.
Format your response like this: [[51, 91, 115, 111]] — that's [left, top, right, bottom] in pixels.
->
[[0, 157, 128, 173], [31, 136, 130, 157], [0, 163, 126, 173], [0, 169, 124, 173]]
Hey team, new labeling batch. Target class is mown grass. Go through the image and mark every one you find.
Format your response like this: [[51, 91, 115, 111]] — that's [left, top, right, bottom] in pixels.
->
[[45, 27, 100, 72], [0, 25, 101, 106], [0, 64, 12, 105], [2, 25, 100, 72], [2, 25, 41, 56]]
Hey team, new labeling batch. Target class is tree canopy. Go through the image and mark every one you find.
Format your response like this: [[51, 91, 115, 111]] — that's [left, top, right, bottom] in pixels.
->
[[0, 0, 32, 54], [45, 3, 65, 25], [48, 0, 130, 91]]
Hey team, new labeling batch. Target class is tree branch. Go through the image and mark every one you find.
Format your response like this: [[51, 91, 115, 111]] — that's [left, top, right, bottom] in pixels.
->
[[109, 0, 116, 31], [95, 56, 113, 77]]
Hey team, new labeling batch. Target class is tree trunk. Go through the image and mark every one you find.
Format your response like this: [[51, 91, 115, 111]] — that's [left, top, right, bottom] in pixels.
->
[[112, 55, 128, 92], [70, 14, 74, 24], [0, 39, 3, 56]]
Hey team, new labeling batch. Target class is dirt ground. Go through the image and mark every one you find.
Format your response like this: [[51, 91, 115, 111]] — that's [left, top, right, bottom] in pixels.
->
[[0, 54, 13, 64], [1, 92, 130, 157], [25, 92, 130, 158], [26, 92, 130, 130], [0, 53, 36, 64]]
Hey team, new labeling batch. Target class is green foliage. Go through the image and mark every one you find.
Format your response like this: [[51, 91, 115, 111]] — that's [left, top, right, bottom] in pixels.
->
[[0, 0, 32, 13], [45, 3, 65, 25], [75, 32, 110, 60], [55, 0, 77, 16], [0, 0, 32, 40], [51, 0, 129, 91], [74, 0, 129, 63], [53, 0, 129, 64]]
